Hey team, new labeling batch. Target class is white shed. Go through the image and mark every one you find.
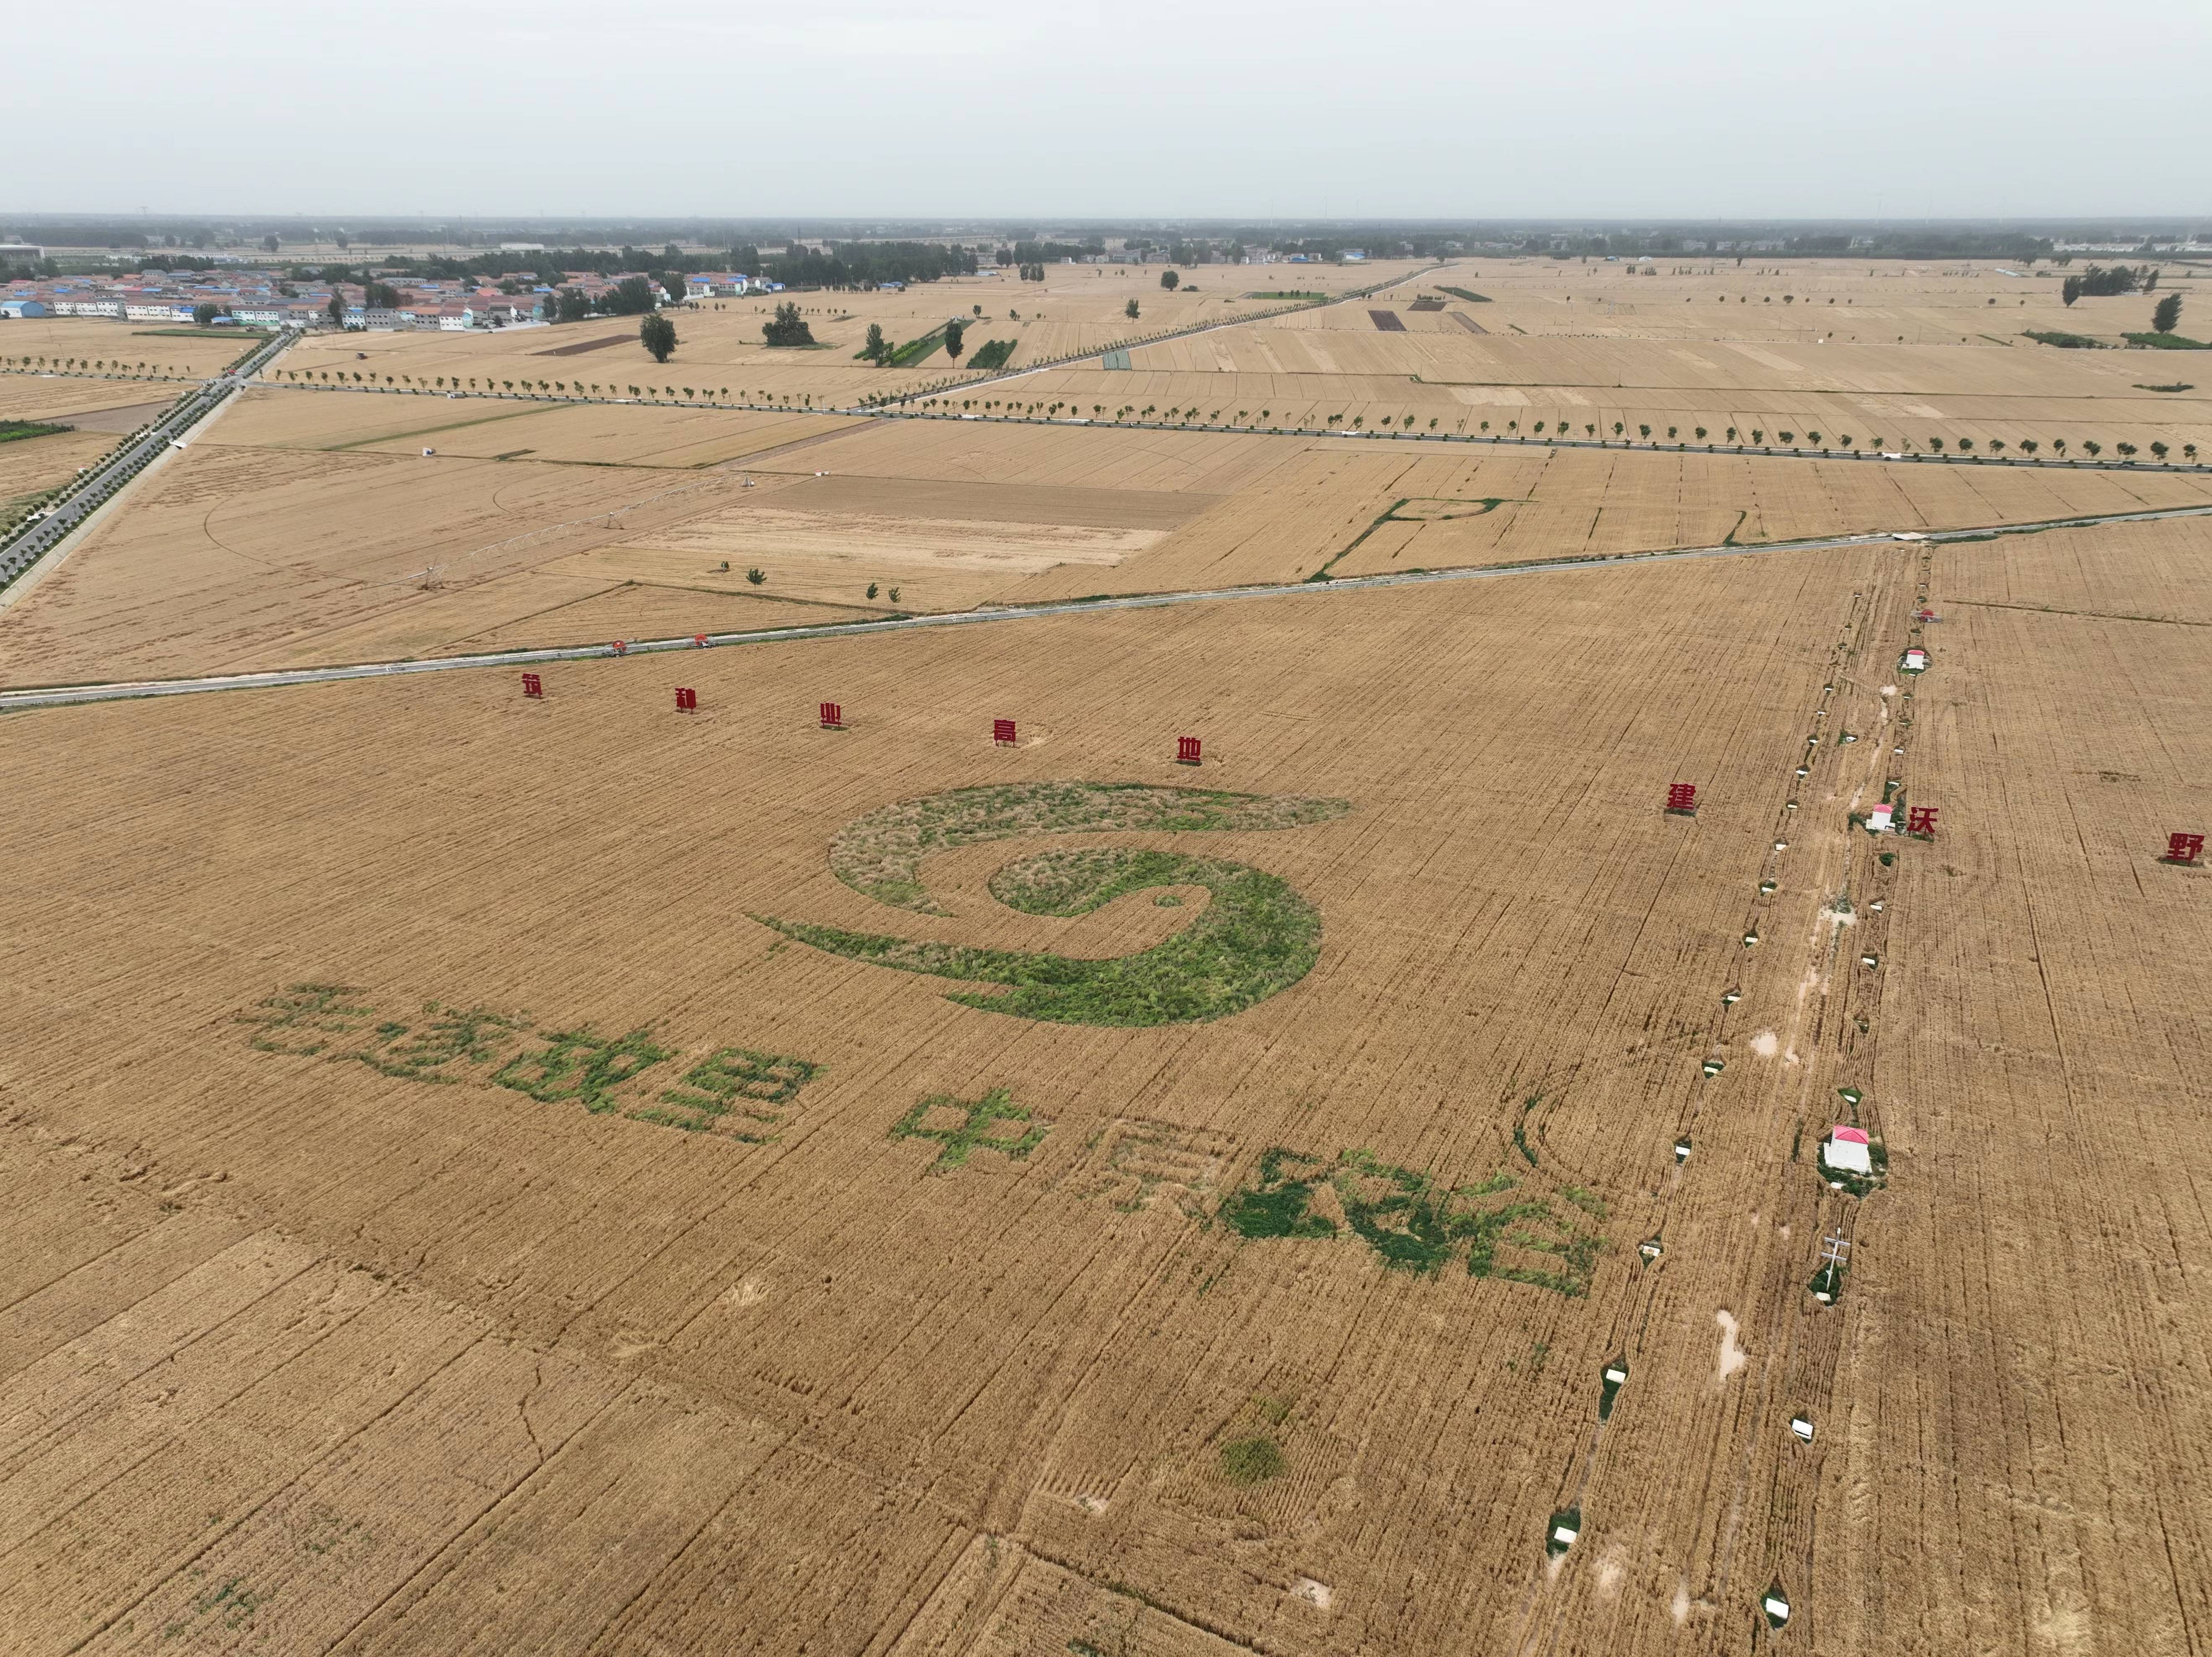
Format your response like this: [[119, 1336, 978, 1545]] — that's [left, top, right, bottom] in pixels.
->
[[1822, 1126, 1873, 1176]]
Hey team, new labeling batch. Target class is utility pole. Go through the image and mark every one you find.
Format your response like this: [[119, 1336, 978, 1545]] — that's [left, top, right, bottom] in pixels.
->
[[1817, 1229, 1852, 1298]]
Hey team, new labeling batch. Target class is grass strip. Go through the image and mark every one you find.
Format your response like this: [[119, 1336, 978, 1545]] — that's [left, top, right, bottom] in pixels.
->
[[883, 325, 949, 368]]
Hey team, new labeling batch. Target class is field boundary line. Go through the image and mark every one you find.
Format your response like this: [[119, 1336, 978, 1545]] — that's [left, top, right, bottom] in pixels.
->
[[8, 502, 2210, 715]]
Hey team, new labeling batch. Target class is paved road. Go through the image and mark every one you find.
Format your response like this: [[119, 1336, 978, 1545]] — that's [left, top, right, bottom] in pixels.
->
[[6, 501, 2208, 716], [0, 330, 295, 590]]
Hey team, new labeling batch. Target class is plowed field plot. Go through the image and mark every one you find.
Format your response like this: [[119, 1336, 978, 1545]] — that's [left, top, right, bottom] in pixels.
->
[[4, 525, 2206, 1653]]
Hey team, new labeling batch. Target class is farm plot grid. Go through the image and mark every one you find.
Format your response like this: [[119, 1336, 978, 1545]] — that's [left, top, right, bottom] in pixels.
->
[[2, 532, 2202, 1653]]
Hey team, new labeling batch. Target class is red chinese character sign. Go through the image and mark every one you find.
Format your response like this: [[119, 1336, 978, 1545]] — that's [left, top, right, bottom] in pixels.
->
[[1665, 783, 1698, 816], [675, 687, 698, 712], [819, 702, 844, 730], [993, 718, 1017, 746], [1906, 805, 1937, 836], [520, 672, 543, 699], [2163, 831, 2205, 867], [1176, 736, 1202, 766]]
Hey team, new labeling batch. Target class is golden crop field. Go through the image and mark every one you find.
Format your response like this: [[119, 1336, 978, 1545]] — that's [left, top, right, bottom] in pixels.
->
[[0, 374, 202, 423], [3, 526, 2208, 1653], [0, 428, 114, 518], [1, 243, 2209, 1654], [0, 316, 258, 378]]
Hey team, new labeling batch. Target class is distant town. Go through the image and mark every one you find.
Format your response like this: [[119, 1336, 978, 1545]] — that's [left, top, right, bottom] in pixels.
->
[[0, 260, 780, 332], [5, 217, 2206, 335]]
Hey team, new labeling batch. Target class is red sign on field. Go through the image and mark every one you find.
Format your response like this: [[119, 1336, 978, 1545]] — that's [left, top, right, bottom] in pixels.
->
[[2165, 831, 2204, 866], [520, 672, 543, 699], [675, 687, 698, 712], [820, 702, 844, 730], [993, 718, 1017, 746], [1176, 736, 1202, 766], [1666, 783, 1698, 814], [1907, 805, 1937, 836]]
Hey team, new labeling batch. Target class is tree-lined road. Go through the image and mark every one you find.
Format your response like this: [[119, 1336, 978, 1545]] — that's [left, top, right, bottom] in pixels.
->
[[0, 330, 295, 591], [5, 501, 2208, 715]]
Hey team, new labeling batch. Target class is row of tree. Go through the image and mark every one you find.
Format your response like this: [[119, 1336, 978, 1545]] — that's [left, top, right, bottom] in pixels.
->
[[2062, 264, 2158, 305], [761, 243, 978, 290]]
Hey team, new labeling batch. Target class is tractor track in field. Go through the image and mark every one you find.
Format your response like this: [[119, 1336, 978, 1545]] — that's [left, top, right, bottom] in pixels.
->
[[3, 502, 2209, 715]]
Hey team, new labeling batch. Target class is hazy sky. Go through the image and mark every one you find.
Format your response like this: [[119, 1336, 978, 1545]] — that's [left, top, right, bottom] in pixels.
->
[[17, 0, 2211, 220]]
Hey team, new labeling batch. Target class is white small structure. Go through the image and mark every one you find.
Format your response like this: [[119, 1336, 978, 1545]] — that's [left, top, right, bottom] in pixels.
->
[[1790, 1415, 1815, 1443], [1890, 530, 1928, 541], [1764, 1590, 1792, 1626], [1866, 805, 1894, 834], [1822, 1126, 1873, 1176], [1550, 1520, 1579, 1548], [1903, 648, 1929, 671]]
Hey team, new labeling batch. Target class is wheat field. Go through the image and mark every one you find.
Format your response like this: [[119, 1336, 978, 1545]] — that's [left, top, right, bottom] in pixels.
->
[[1, 249, 2208, 1654]]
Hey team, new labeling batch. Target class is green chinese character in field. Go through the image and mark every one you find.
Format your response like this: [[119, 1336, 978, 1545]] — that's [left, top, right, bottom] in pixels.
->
[[237, 982, 377, 1056], [890, 1087, 1051, 1173], [355, 1002, 530, 1084], [1218, 1146, 1607, 1296], [638, 1047, 822, 1139], [494, 1027, 673, 1113]]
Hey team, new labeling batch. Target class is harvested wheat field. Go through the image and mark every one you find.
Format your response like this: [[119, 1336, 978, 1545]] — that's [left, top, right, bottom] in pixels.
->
[[2, 494, 2209, 1653]]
